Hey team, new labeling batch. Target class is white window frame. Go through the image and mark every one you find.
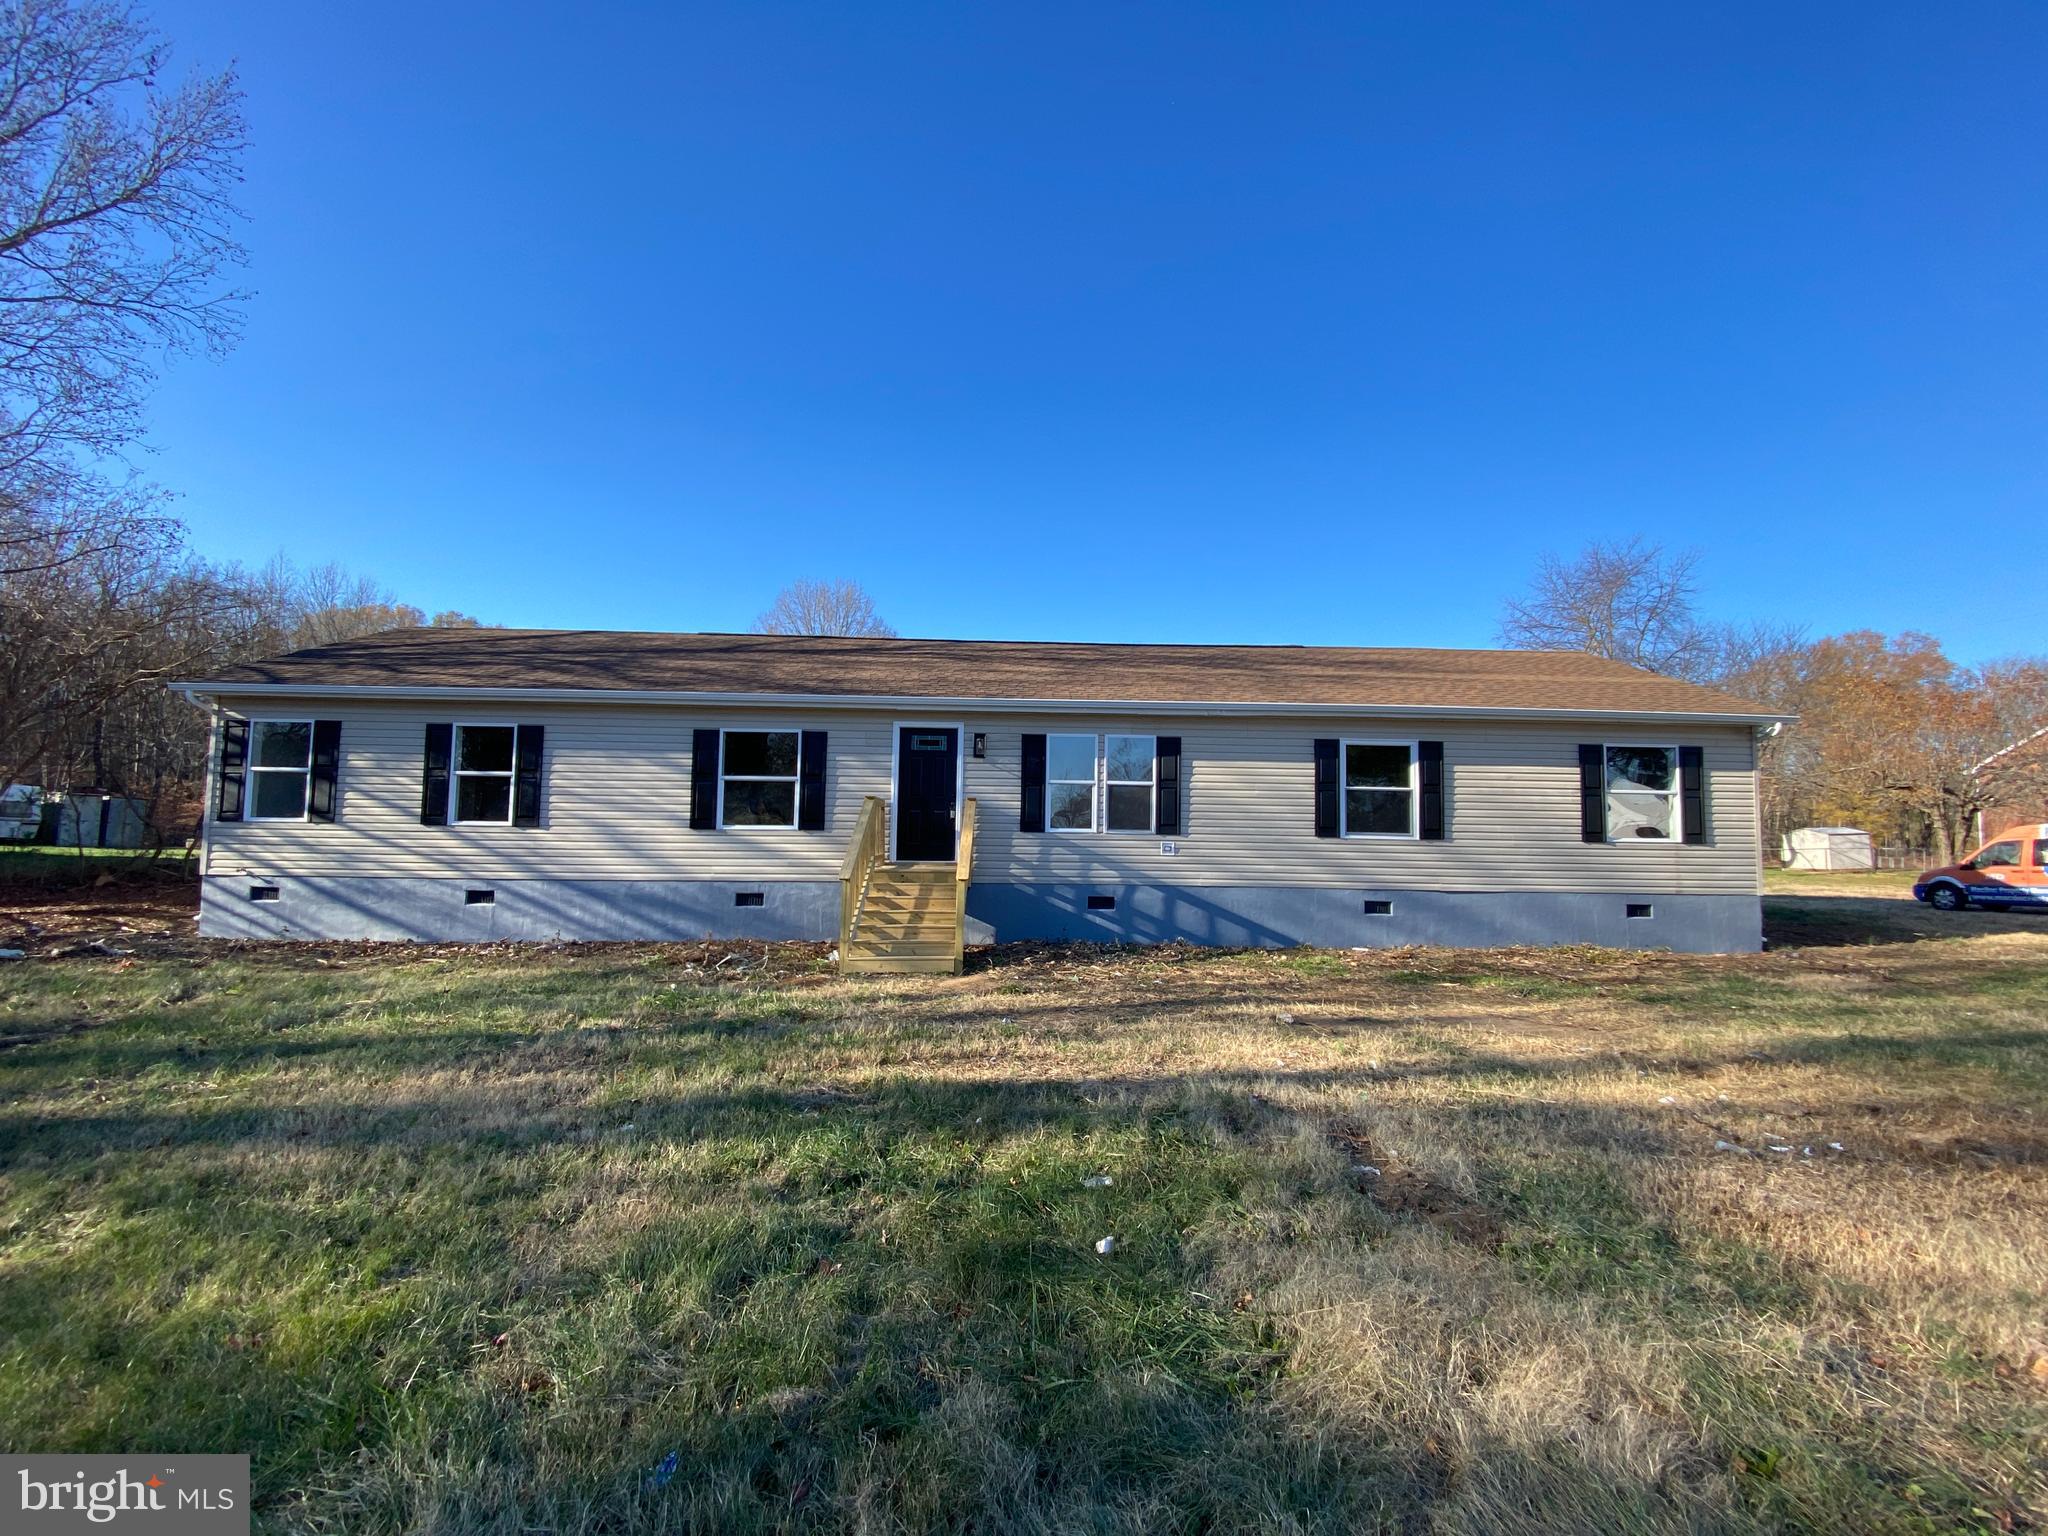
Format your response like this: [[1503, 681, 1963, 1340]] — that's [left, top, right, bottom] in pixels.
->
[[1045, 731, 1100, 835], [1102, 733, 1156, 835], [244, 718, 314, 823], [450, 722, 518, 827], [718, 727, 803, 831], [1603, 743, 1680, 844], [1339, 738, 1418, 841]]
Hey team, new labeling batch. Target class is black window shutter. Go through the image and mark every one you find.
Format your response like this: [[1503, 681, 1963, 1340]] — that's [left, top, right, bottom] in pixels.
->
[[798, 730, 828, 830], [513, 724, 546, 827], [308, 720, 343, 822], [1417, 740, 1444, 841], [1313, 738, 1339, 839], [690, 729, 720, 830], [1678, 745, 1706, 844], [1578, 744, 1607, 843], [215, 717, 248, 822], [1020, 733, 1047, 833], [420, 723, 453, 826], [1154, 735, 1182, 836]]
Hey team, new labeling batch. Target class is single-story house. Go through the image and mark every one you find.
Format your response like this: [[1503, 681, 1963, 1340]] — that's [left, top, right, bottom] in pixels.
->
[[173, 628, 1781, 962]]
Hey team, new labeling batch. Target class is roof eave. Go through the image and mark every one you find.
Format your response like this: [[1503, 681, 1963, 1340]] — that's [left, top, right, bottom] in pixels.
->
[[169, 680, 1791, 726]]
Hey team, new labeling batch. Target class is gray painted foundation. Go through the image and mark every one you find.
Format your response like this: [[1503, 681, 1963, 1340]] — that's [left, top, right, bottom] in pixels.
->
[[965, 884, 1761, 954], [201, 875, 842, 942], [202, 875, 1761, 953]]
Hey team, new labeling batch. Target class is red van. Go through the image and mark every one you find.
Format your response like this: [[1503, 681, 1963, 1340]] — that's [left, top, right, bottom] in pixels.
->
[[1914, 824, 2048, 911]]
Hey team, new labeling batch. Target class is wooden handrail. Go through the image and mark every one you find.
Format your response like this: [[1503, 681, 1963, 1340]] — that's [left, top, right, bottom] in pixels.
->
[[953, 797, 978, 971], [839, 795, 885, 954], [839, 795, 881, 884]]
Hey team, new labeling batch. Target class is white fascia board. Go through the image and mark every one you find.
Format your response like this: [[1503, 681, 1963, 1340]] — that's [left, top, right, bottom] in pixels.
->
[[1972, 724, 2048, 775], [171, 681, 1791, 727]]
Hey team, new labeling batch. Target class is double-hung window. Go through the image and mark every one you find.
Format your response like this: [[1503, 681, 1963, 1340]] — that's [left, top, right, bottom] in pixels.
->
[[1046, 733, 1097, 831], [1342, 741, 1416, 838], [1605, 745, 1677, 841], [721, 730, 800, 827], [452, 725, 517, 824], [1104, 734, 1155, 833], [247, 721, 313, 821]]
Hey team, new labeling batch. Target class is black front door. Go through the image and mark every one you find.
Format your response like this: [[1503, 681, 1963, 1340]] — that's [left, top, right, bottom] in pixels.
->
[[896, 727, 959, 861]]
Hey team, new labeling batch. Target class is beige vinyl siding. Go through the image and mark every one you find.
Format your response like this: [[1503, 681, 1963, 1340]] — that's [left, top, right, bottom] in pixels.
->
[[960, 715, 1759, 896], [203, 696, 1760, 895], [205, 701, 886, 882]]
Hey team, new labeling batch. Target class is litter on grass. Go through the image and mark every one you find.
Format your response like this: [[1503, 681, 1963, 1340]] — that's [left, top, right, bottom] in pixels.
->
[[644, 1451, 680, 1490], [1082, 1175, 1113, 1188], [1715, 1139, 1750, 1155], [1095, 1236, 1116, 1256]]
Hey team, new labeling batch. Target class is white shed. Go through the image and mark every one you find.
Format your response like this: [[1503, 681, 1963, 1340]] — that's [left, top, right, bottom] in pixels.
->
[[0, 783, 40, 841], [1781, 827, 1874, 871]]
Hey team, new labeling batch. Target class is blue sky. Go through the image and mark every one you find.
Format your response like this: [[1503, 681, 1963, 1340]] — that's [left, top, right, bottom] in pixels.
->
[[141, 1, 2045, 660]]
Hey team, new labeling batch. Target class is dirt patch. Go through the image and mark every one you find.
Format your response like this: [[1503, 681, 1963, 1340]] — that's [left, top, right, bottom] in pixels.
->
[[0, 877, 199, 953], [1328, 1124, 1503, 1249]]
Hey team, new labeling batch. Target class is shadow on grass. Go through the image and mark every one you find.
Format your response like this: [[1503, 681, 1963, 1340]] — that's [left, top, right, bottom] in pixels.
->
[[1763, 894, 2048, 949]]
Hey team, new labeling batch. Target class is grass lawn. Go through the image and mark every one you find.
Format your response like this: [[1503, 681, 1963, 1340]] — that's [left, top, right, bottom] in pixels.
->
[[3, 902, 2046, 1532], [0, 844, 193, 885], [1763, 866, 1923, 899]]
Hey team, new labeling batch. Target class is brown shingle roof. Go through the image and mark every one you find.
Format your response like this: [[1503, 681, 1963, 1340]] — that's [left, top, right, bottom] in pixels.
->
[[184, 628, 1778, 719]]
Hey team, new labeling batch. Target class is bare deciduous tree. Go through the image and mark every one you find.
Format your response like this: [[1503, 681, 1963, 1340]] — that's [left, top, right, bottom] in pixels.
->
[[0, 0, 246, 440], [1498, 539, 1712, 677], [752, 578, 896, 638], [0, 0, 245, 578]]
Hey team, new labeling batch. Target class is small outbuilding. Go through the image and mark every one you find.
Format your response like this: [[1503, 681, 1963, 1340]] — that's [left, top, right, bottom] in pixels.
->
[[0, 783, 41, 841], [1781, 826, 1874, 871], [55, 790, 148, 849]]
